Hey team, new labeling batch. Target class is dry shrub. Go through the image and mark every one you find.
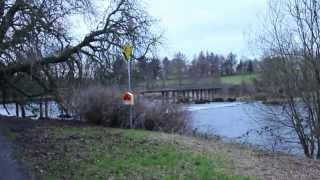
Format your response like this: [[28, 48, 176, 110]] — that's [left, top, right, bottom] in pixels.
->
[[70, 86, 192, 134], [135, 101, 192, 134], [71, 86, 126, 126]]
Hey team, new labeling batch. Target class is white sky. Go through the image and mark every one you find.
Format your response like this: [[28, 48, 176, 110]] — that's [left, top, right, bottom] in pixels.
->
[[71, 0, 269, 60], [144, 0, 268, 59]]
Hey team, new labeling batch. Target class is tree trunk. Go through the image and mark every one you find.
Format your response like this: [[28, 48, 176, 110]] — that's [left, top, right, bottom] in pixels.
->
[[317, 139, 320, 159], [300, 137, 311, 158], [44, 100, 48, 118], [20, 103, 25, 118], [39, 101, 43, 119], [15, 103, 19, 118]]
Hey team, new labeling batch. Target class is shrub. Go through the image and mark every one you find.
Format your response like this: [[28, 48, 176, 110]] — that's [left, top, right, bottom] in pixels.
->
[[135, 101, 192, 134], [69, 86, 192, 134], [70, 86, 125, 126]]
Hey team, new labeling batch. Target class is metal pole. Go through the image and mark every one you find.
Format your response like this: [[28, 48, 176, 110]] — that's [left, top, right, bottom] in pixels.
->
[[128, 60, 133, 129], [128, 60, 132, 91]]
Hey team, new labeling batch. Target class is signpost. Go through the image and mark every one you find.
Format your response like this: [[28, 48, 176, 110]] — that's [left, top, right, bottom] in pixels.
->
[[122, 43, 134, 128]]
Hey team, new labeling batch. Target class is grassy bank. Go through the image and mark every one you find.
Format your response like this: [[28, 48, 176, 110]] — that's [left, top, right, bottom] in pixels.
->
[[2, 118, 319, 180], [17, 125, 249, 180]]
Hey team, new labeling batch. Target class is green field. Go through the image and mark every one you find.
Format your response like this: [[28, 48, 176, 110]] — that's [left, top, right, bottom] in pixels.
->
[[19, 126, 251, 180], [140, 74, 257, 89], [220, 74, 257, 85]]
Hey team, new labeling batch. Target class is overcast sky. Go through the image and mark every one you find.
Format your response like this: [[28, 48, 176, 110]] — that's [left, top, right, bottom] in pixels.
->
[[144, 0, 268, 59], [71, 0, 269, 60]]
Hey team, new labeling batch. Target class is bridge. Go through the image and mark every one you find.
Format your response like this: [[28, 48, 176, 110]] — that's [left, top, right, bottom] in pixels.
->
[[140, 87, 223, 103]]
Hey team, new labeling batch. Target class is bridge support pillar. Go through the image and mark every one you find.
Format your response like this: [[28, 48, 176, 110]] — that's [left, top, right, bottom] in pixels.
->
[[191, 90, 195, 102], [196, 90, 199, 101], [161, 91, 165, 104], [210, 89, 214, 101], [176, 91, 179, 103], [161, 91, 168, 104], [172, 91, 176, 103], [205, 89, 207, 100], [187, 90, 190, 102]]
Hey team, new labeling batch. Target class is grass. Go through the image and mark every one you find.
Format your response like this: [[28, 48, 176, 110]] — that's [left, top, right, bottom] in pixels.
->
[[220, 74, 257, 85], [7, 131, 17, 140], [138, 74, 257, 89], [19, 126, 252, 180], [1, 128, 18, 140], [139, 77, 217, 88]]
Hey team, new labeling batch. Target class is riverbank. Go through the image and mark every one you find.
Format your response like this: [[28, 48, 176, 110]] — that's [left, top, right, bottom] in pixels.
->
[[1, 117, 320, 179]]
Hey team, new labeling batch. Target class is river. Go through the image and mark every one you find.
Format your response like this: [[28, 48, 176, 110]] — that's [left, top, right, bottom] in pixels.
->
[[0, 102, 61, 119], [187, 102, 302, 155]]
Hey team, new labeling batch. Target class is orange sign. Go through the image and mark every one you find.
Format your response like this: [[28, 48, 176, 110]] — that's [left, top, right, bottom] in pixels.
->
[[123, 91, 134, 105]]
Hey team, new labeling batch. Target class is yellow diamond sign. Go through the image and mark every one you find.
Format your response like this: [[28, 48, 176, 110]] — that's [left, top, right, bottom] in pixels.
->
[[123, 43, 132, 61]]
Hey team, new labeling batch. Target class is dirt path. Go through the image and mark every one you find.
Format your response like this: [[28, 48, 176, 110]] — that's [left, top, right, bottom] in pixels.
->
[[0, 134, 30, 180], [0, 117, 35, 180]]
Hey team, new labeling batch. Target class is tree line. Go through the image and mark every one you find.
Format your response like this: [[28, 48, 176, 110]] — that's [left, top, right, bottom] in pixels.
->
[[0, 0, 259, 100], [118, 51, 259, 87]]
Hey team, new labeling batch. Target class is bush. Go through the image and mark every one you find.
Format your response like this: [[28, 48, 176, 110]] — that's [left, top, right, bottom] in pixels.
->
[[135, 101, 192, 134], [69, 86, 192, 134], [70, 86, 126, 126]]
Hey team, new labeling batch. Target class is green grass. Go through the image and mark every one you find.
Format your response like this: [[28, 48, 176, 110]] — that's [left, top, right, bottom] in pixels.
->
[[143, 77, 220, 88], [220, 74, 257, 85], [139, 74, 257, 89], [22, 127, 251, 180], [1, 129, 18, 140], [7, 131, 17, 140]]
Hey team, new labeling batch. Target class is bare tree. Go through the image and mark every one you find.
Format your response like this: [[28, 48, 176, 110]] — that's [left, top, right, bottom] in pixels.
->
[[0, 0, 160, 107], [258, 0, 320, 159]]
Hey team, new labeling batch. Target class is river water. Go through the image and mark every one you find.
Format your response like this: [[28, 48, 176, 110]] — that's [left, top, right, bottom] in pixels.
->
[[0, 101, 302, 155], [187, 102, 302, 155], [0, 102, 61, 119]]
